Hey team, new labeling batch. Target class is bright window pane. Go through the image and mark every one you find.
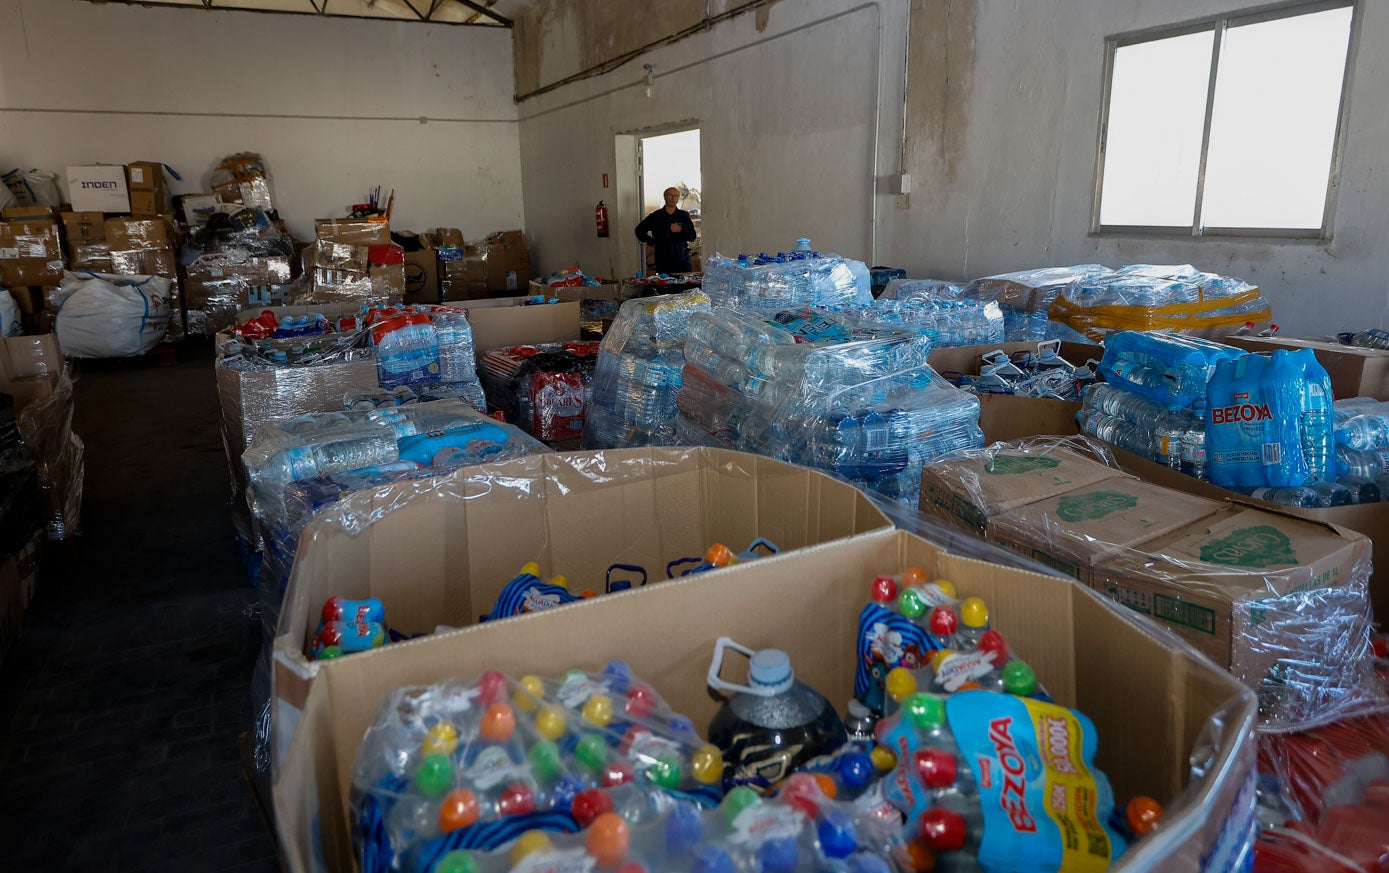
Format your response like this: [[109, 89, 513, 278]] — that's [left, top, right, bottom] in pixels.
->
[[1201, 6, 1352, 229], [1100, 30, 1214, 227]]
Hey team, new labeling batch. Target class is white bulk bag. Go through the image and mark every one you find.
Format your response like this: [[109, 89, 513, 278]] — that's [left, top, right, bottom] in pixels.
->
[[54, 271, 172, 358], [1, 168, 62, 207], [0, 288, 21, 336]]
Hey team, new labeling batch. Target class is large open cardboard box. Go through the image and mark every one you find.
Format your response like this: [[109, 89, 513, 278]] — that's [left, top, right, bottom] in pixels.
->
[[1222, 335, 1389, 401], [927, 341, 1099, 444], [271, 448, 892, 772], [456, 297, 580, 352], [274, 528, 1258, 873]]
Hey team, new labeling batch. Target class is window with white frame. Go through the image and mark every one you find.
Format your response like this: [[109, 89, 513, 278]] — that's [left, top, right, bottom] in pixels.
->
[[1095, 1, 1356, 237]]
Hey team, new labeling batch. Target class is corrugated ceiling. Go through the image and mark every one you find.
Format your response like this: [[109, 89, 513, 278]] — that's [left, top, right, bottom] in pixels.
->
[[75, 0, 530, 26]]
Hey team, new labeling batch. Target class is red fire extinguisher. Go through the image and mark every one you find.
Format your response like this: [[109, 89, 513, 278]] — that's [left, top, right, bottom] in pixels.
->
[[595, 201, 609, 238]]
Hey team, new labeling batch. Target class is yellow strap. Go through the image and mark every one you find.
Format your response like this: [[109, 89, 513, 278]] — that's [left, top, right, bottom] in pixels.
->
[[1050, 288, 1269, 340]]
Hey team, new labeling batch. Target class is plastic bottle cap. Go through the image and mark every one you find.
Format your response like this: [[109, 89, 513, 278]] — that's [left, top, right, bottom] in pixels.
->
[[748, 648, 795, 694]]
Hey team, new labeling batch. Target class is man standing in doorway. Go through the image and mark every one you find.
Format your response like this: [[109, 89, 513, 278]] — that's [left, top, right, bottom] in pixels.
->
[[634, 186, 697, 274]]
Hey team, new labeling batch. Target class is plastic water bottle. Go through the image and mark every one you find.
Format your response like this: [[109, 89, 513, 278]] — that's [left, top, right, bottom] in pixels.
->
[[1181, 427, 1208, 480], [706, 638, 847, 789], [1336, 414, 1389, 451], [1350, 328, 1389, 349], [1335, 476, 1380, 504], [1248, 486, 1323, 508], [1155, 416, 1185, 470], [793, 237, 813, 252], [1337, 446, 1389, 479], [1309, 481, 1354, 506], [1299, 368, 1334, 483]]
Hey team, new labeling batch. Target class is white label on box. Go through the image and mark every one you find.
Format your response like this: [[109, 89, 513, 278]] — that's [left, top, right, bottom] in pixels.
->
[[129, 167, 145, 184], [0, 248, 17, 260], [25, 243, 45, 258]]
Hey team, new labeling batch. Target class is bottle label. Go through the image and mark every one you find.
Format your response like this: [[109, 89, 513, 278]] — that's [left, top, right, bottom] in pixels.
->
[[556, 672, 605, 709], [729, 804, 800, 847], [487, 577, 581, 621], [511, 848, 594, 873], [933, 650, 998, 692], [466, 744, 531, 791], [947, 693, 1124, 872], [855, 603, 935, 715]]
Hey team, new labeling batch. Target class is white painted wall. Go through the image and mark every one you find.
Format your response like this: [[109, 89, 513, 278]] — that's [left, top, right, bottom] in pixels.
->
[[0, 0, 523, 240], [882, 0, 1389, 337], [515, 0, 911, 279]]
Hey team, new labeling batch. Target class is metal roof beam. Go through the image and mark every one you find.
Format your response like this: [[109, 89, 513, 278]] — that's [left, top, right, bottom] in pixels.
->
[[452, 0, 509, 26]]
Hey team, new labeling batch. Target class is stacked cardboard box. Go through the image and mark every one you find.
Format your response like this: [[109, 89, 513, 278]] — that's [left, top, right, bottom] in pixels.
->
[[125, 161, 171, 217], [919, 441, 1373, 727], [305, 218, 404, 302], [0, 207, 64, 317], [483, 229, 531, 293]]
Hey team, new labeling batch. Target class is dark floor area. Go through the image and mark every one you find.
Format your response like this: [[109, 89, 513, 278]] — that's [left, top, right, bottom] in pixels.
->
[[0, 339, 278, 871]]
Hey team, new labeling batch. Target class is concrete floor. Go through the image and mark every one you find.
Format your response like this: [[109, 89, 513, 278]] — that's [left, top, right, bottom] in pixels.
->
[[0, 340, 278, 871]]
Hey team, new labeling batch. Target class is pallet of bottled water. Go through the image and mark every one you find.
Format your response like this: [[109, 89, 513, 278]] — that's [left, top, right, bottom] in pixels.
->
[[701, 239, 872, 310], [674, 307, 983, 504], [1050, 264, 1272, 340], [961, 265, 1108, 342], [830, 297, 1004, 348], [582, 290, 711, 449]]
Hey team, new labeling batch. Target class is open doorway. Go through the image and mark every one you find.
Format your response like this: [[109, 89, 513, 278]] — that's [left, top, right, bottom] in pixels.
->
[[638, 128, 702, 274]]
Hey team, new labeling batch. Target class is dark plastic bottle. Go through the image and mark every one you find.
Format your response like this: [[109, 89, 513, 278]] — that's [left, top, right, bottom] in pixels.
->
[[706, 638, 847, 790]]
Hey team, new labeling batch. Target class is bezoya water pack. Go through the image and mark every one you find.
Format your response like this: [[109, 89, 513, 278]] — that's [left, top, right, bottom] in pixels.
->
[[1205, 348, 1333, 489]]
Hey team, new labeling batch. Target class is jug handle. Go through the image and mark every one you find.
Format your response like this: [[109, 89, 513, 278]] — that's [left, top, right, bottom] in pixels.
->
[[706, 637, 776, 698]]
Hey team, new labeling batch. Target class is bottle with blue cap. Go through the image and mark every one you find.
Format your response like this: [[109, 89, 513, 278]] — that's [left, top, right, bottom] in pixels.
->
[[706, 637, 848, 790]]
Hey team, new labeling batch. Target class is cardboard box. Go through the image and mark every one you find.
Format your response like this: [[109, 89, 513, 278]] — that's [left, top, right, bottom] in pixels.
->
[[457, 298, 580, 352], [1222, 335, 1389, 401], [927, 341, 1101, 444], [104, 216, 173, 252], [69, 243, 112, 274], [185, 254, 293, 309], [987, 477, 1225, 584], [402, 241, 438, 304], [314, 218, 391, 247], [61, 212, 106, 247], [274, 527, 1259, 873], [0, 219, 64, 287], [2, 206, 60, 222], [178, 193, 227, 226], [65, 165, 130, 213], [919, 441, 1121, 532], [922, 442, 1373, 721], [1094, 507, 1371, 688], [110, 248, 176, 279], [127, 190, 168, 217], [125, 161, 166, 192], [532, 280, 625, 303], [270, 447, 894, 757], [1108, 443, 1389, 626]]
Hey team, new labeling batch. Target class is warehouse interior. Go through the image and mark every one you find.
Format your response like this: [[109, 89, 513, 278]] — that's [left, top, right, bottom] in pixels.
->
[[2, 0, 1389, 870]]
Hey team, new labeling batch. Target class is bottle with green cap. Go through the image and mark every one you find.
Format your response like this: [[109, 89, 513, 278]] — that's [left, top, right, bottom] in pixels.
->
[[706, 637, 848, 791]]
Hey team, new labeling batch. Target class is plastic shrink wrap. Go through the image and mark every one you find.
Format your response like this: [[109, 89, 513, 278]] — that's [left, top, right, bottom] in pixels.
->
[[1051, 265, 1273, 341], [702, 248, 872, 310], [675, 307, 983, 504], [582, 290, 711, 449], [916, 436, 1376, 733]]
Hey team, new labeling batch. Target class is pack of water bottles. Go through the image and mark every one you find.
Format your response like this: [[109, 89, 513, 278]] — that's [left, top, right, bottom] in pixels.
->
[[351, 663, 728, 870], [582, 290, 712, 449], [961, 265, 1110, 342], [832, 297, 1005, 348], [1334, 328, 1389, 349], [477, 341, 601, 443], [1098, 330, 1243, 411], [674, 306, 984, 504], [1078, 383, 1209, 476], [1051, 265, 1272, 341], [702, 239, 873, 309], [243, 400, 550, 540]]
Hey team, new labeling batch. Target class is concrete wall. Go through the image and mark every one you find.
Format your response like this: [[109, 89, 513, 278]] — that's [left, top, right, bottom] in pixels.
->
[[0, 0, 523, 240], [885, 0, 1389, 336], [513, 0, 910, 279]]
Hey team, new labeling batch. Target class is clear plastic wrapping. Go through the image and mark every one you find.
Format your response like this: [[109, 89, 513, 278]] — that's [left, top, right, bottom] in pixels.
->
[[833, 298, 1005, 348], [582, 290, 712, 449], [916, 436, 1377, 732], [702, 250, 872, 309], [962, 264, 1110, 341], [675, 307, 983, 504], [210, 152, 275, 212], [1253, 705, 1389, 868], [1052, 265, 1273, 341], [16, 371, 84, 541], [350, 666, 731, 870], [182, 214, 295, 335], [478, 342, 600, 443]]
